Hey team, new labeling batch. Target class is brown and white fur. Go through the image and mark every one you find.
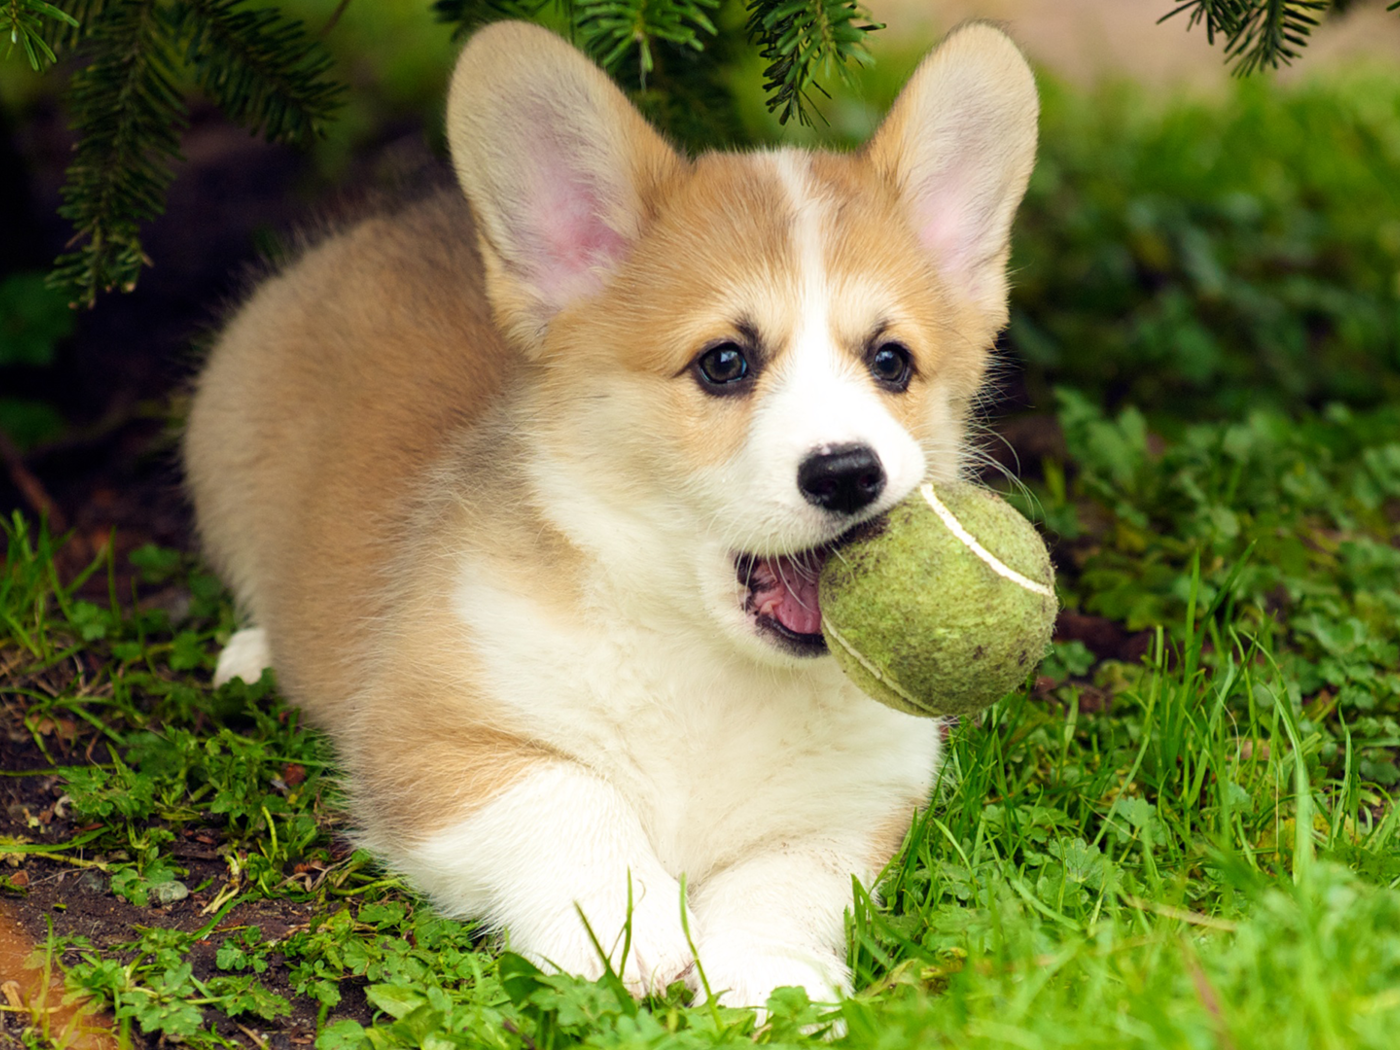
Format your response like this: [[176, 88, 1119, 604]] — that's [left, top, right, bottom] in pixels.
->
[[183, 21, 1037, 1008]]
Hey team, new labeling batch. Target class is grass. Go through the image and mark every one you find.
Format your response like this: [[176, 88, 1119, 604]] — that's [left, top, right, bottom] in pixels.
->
[[3, 63, 1400, 1050], [2, 494, 1397, 1049]]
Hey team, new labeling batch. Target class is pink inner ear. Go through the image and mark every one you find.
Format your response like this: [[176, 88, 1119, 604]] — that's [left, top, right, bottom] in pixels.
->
[[516, 128, 631, 306], [918, 200, 972, 272], [911, 159, 991, 288]]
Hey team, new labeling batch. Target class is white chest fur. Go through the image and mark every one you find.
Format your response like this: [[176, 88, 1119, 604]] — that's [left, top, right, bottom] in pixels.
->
[[451, 557, 941, 880]]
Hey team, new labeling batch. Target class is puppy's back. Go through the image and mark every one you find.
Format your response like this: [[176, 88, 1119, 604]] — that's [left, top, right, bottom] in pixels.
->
[[185, 189, 514, 715]]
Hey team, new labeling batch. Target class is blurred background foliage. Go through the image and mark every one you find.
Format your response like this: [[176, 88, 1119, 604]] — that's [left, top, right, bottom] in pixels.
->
[[1011, 74, 1400, 417], [1, 0, 1397, 306]]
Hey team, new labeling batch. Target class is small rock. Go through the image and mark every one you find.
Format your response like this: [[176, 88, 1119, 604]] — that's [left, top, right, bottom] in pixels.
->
[[152, 880, 189, 905]]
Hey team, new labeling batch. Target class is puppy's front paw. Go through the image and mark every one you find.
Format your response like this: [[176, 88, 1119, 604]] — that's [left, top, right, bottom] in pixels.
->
[[530, 882, 696, 998], [689, 933, 849, 1010]]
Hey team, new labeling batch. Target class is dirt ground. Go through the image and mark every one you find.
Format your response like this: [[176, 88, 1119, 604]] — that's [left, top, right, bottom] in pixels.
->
[[0, 656, 376, 1049]]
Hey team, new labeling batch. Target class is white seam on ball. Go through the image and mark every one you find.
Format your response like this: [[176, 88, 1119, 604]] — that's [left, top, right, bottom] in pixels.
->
[[920, 484, 1055, 598], [822, 619, 921, 707]]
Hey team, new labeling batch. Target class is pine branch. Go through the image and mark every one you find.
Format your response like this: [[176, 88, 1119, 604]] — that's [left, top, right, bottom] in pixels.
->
[[434, 0, 720, 90], [1161, 0, 1328, 75], [167, 0, 342, 144], [574, 0, 718, 89], [51, 1, 185, 307], [436, 0, 880, 132], [41, 0, 342, 305], [2, 0, 78, 69], [745, 0, 881, 127]]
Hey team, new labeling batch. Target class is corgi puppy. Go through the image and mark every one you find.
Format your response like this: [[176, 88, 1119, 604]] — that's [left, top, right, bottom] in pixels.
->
[[184, 20, 1037, 1008]]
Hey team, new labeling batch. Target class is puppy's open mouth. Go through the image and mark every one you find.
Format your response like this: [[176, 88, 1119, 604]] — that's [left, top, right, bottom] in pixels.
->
[[734, 517, 887, 658], [735, 548, 831, 657]]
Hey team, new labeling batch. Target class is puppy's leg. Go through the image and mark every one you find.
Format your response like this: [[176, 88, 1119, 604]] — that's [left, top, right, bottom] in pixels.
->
[[213, 627, 272, 686], [400, 764, 696, 995], [687, 839, 870, 1009]]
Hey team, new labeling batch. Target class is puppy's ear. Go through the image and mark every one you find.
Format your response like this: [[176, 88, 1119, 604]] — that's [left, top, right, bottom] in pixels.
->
[[447, 21, 681, 350], [867, 23, 1038, 329]]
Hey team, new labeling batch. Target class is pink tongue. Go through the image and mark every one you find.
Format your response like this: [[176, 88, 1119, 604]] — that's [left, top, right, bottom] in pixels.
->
[[750, 553, 825, 635]]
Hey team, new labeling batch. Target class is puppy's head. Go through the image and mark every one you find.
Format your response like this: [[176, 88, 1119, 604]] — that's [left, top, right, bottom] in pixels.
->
[[446, 22, 1037, 663]]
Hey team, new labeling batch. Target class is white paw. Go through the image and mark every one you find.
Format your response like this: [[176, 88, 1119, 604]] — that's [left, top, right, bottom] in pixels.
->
[[213, 627, 272, 686], [528, 880, 697, 998], [689, 933, 849, 1010]]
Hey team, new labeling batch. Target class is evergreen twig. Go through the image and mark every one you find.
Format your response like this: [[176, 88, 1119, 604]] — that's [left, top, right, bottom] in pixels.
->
[[46, 0, 111, 52], [2, 0, 78, 70], [434, 0, 881, 134], [1162, 0, 1329, 75], [31, 0, 341, 306], [432, 0, 556, 39], [573, 0, 719, 91], [51, 1, 185, 306], [744, 0, 881, 127], [168, 0, 342, 144]]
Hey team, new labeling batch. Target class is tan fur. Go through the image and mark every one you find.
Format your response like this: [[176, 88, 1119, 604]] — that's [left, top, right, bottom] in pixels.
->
[[525, 152, 800, 472], [188, 194, 505, 712], [185, 192, 568, 841]]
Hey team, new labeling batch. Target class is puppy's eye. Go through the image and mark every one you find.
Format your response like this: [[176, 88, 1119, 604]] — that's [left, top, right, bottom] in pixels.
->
[[696, 343, 751, 389], [870, 342, 913, 390]]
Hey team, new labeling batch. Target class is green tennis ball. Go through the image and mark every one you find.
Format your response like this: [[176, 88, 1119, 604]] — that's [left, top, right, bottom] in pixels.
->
[[819, 481, 1057, 717]]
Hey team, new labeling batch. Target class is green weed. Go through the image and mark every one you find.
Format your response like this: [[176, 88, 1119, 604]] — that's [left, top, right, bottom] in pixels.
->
[[1003, 394, 1400, 795]]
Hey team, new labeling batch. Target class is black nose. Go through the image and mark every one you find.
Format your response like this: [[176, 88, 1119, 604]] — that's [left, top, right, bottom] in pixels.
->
[[797, 445, 886, 514]]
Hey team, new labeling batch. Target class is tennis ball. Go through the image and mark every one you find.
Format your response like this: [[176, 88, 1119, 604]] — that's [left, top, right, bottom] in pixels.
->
[[819, 481, 1057, 717]]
